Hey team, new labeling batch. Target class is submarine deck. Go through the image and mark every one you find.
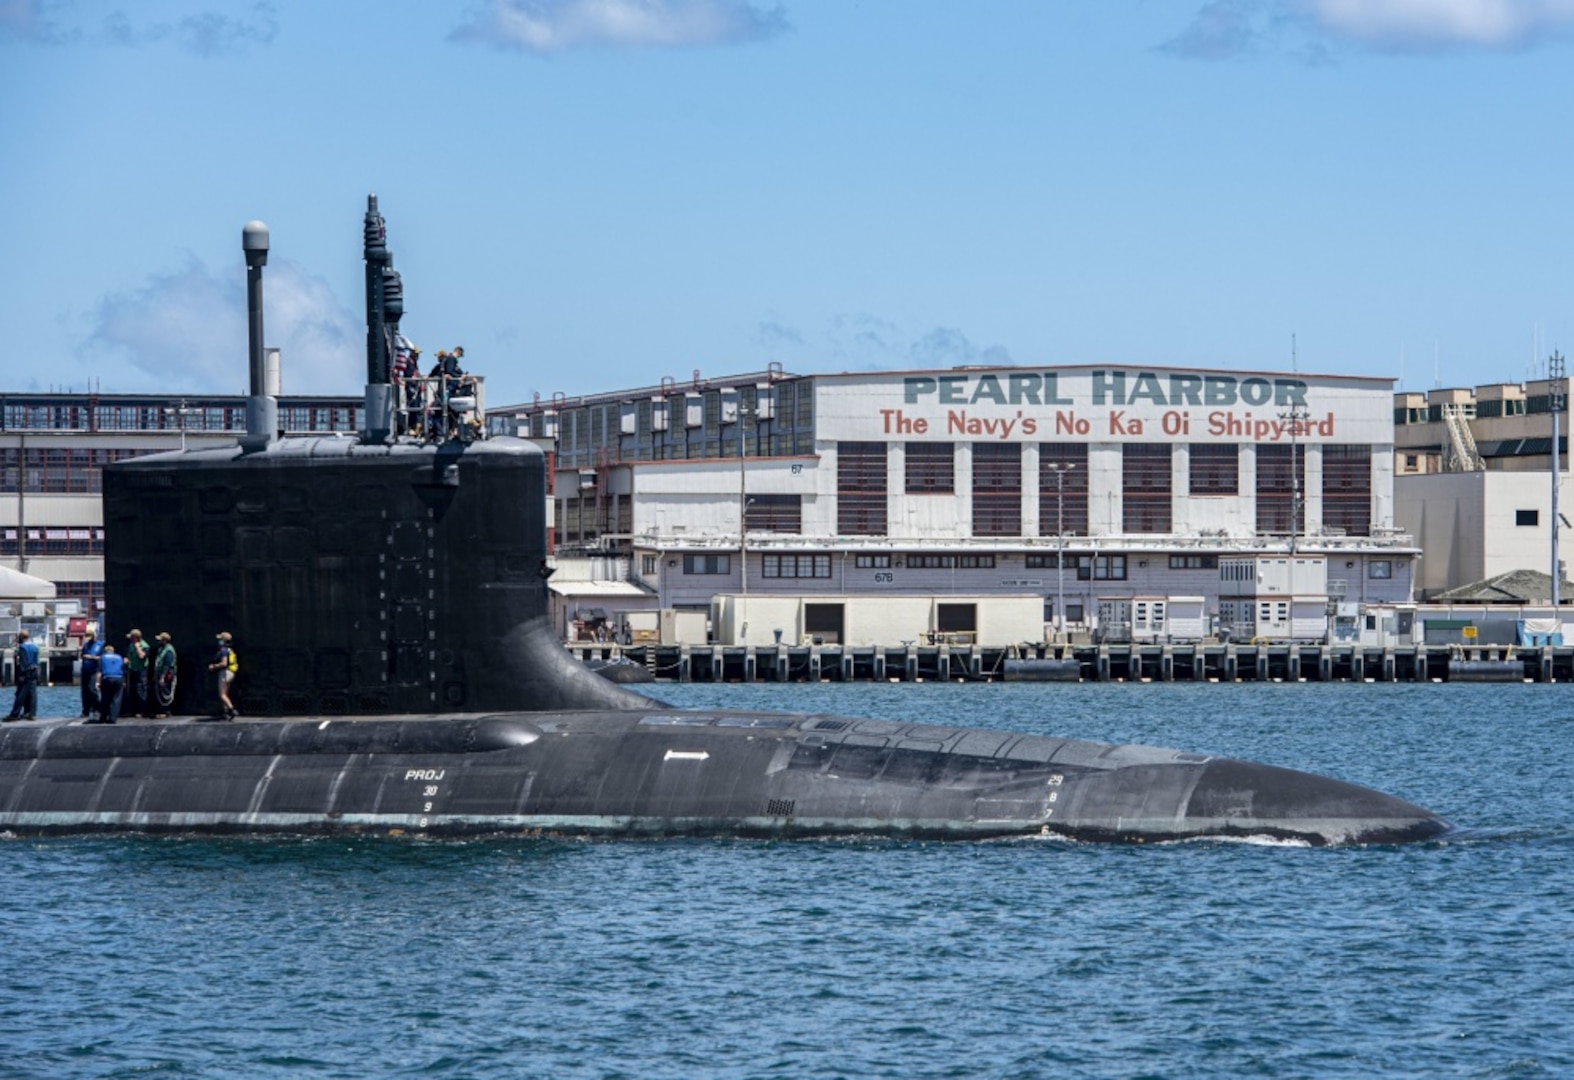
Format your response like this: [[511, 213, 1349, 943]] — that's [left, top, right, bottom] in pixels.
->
[[0, 708, 1450, 845]]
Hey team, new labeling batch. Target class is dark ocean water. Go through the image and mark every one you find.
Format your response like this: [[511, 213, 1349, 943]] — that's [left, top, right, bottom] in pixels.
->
[[3, 681, 1572, 1079]]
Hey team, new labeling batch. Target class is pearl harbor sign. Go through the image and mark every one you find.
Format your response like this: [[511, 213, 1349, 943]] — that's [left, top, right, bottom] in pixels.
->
[[814, 366, 1394, 445]]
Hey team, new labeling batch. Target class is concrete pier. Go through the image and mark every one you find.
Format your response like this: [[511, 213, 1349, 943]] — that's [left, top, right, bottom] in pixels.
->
[[568, 642, 1568, 685]]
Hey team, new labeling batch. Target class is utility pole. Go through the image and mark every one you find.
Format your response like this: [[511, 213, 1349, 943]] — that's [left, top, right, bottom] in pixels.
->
[[1282, 333, 1307, 553], [1551, 352, 1566, 607], [1279, 402, 1309, 553], [1045, 463, 1075, 645]]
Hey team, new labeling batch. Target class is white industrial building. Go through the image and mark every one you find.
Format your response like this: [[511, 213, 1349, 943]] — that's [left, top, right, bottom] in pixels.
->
[[500, 364, 1417, 645], [1393, 380, 1571, 598]]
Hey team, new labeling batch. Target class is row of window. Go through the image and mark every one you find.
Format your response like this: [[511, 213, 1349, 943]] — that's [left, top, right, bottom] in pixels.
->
[[546, 382, 818, 468], [669, 549, 1396, 582], [761, 554, 832, 579], [837, 441, 1371, 537], [0, 448, 150, 493], [0, 401, 363, 433], [0, 527, 106, 556], [562, 438, 1373, 548]]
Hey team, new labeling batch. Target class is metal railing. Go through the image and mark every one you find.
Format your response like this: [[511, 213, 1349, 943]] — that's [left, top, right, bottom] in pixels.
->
[[394, 374, 487, 443]]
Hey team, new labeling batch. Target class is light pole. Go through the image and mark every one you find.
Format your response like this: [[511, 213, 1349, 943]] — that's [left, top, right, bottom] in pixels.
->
[[1551, 352, 1566, 607], [1045, 463, 1075, 646], [737, 398, 754, 643], [166, 398, 196, 451]]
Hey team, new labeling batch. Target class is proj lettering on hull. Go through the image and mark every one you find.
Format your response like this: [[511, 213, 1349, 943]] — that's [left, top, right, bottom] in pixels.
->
[[817, 368, 1392, 445]]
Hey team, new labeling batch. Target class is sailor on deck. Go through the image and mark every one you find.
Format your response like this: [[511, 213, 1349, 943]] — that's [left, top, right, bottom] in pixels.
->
[[79, 631, 104, 718], [91, 645, 125, 724], [393, 336, 424, 436], [4, 629, 40, 721]]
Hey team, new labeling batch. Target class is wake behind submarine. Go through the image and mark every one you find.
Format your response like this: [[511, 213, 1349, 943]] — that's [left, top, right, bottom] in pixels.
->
[[0, 199, 1451, 845]]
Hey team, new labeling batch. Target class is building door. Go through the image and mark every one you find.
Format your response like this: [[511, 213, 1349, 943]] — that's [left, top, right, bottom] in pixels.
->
[[1131, 600, 1167, 641], [1396, 609, 1415, 647], [936, 602, 977, 644], [803, 603, 844, 645], [1096, 599, 1131, 643]]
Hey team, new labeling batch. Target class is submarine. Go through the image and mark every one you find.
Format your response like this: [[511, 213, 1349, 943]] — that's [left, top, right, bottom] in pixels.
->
[[0, 198, 1452, 845]]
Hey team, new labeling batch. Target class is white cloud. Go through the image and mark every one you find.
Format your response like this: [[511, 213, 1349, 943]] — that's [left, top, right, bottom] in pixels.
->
[[814, 313, 1012, 371], [451, 0, 788, 55], [1303, 0, 1574, 48], [0, 0, 75, 43], [908, 327, 1013, 369], [0, 0, 38, 30], [1164, 0, 1574, 58], [1158, 0, 1271, 60], [83, 257, 362, 394], [0, 1, 276, 53]]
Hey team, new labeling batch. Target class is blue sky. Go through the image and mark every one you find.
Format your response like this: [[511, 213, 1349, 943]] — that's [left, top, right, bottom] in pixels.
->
[[3, 0, 1574, 408]]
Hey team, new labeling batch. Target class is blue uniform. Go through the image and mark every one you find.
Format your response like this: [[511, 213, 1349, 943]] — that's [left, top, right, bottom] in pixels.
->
[[6, 639, 40, 720], [97, 650, 125, 724], [80, 639, 104, 716]]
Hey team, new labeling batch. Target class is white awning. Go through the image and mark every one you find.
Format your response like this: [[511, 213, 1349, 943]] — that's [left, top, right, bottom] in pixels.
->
[[0, 566, 57, 600], [547, 580, 648, 598]]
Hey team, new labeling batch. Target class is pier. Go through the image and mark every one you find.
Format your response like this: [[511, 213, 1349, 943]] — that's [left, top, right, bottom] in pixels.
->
[[569, 642, 1574, 684]]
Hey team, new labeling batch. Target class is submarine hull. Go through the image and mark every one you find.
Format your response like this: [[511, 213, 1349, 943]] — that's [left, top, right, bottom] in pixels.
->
[[10, 203, 1453, 846], [0, 711, 1449, 845]]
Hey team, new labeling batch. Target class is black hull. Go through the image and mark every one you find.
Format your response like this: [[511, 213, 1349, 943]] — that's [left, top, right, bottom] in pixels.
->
[[0, 711, 1450, 845], [50, 204, 1450, 847]]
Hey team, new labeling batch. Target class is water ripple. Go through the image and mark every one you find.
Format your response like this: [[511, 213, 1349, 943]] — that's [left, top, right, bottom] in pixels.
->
[[4, 683, 1574, 1077]]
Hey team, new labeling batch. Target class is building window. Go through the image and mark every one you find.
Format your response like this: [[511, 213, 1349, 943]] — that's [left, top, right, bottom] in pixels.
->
[[1039, 443, 1089, 537], [52, 580, 106, 612], [761, 554, 832, 579], [1517, 509, 1540, 527], [1122, 445, 1172, 533], [1405, 454, 1419, 470], [1189, 444, 1239, 496], [1220, 558, 1256, 582], [1076, 554, 1126, 581], [972, 443, 1021, 537], [1368, 560, 1393, 579], [1066, 601, 1085, 623], [1, 527, 105, 557], [683, 554, 731, 575], [642, 555, 657, 575], [1256, 444, 1305, 535], [0, 447, 149, 494], [905, 554, 956, 568], [745, 494, 802, 533], [855, 554, 891, 568], [1025, 554, 1067, 569], [1169, 554, 1219, 569], [906, 443, 954, 494], [1322, 444, 1372, 537], [838, 441, 887, 535], [958, 554, 996, 568]]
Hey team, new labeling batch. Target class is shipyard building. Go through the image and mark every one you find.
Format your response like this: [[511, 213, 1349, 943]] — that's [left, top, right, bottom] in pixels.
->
[[1, 391, 364, 619], [498, 364, 1415, 646]]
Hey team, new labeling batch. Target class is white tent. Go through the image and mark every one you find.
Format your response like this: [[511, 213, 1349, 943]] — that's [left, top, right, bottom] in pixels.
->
[[0, 566, 57, 601]]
